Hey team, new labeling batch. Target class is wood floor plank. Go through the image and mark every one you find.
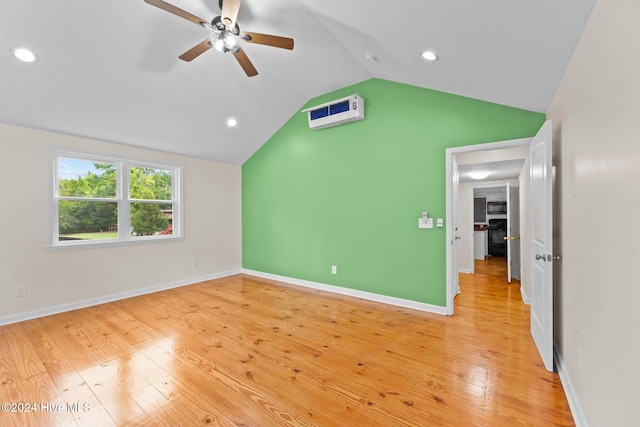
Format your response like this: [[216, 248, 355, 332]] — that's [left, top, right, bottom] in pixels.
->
[[0, 327, 41, 427], [0, 323, 77, 426], [20, 318, 116, 427], [0, 256, 574, 426], [76, 362, 149, 426], [138, 341, 290, 426], [124, 349, 237, 426]]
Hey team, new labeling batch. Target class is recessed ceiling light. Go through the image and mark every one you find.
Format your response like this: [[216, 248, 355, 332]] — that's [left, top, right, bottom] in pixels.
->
[[226, 118, 237, 127], [12, 47, 37, 63], [421, 50, 438, 61], [469, 171, 490, 180]]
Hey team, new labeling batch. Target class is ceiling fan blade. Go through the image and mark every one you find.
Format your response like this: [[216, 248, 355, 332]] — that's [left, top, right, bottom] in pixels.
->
[[221, 0, 241, 28], [179, 39, 213, 62], [241, 32, 294, 50], [144, 0, 211, 28], [233, 47, 258, 77]]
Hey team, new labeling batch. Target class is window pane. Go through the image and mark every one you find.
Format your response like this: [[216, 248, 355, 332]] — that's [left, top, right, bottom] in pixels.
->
[[58, 157, 117, 198], [58, 201, 118, 241], [130, 203, 173, 237], [130, 166, 172, 201]]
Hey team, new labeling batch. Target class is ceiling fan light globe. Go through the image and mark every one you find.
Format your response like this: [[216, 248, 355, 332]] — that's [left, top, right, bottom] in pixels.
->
[[211, 31, 239, 53], [226, 35, 240, 52], [211, 37, 226, 53]]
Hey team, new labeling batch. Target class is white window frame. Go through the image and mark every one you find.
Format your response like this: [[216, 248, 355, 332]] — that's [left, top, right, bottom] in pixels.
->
[[47, 148, 183, 251]]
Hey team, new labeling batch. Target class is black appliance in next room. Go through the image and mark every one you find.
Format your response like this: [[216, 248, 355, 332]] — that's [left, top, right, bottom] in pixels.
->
[[488, 218, 507, 257], [487, 201, 507, 215]]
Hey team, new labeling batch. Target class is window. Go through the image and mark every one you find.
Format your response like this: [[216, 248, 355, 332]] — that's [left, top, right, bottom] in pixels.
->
[[48, 149, 182, 250]]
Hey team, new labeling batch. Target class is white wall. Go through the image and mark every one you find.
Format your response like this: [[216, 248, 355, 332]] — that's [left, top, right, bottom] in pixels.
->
[[546, 0, 640, 425], [0, 123, 242, 324]]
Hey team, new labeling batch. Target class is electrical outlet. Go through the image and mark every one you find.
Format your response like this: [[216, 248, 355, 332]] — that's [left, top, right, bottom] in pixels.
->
[[191, 258, 199, 268], [331, 265, 337, 274], [16, 285, 27, 297]]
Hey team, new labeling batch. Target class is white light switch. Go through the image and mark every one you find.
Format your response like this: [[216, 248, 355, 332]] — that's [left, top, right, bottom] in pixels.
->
[[437, 218, 444, 227]]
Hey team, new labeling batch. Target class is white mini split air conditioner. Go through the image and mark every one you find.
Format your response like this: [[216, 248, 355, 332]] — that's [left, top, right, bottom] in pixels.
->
[[302, 94, 365, 130]]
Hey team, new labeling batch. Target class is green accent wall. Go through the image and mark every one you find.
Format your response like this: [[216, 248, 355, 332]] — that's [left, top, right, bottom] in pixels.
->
[[242, 78, 544, 306]]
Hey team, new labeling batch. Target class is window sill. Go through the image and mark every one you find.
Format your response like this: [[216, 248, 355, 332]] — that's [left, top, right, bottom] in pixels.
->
[[45, 235, 184, 252]]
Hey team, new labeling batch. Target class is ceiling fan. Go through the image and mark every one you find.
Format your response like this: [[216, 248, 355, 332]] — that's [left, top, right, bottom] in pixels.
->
[[144, 0, 294, 77]]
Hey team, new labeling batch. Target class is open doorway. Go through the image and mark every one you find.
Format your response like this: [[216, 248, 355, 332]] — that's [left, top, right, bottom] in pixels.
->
[[458, 183, 521, 275], [445, 138, 532, 315], [446, 122, 555, 371], [464, 183, 522, 282]]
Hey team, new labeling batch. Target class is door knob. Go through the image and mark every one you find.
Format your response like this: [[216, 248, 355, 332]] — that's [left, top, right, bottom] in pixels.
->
[[535, 254, 545, 260]]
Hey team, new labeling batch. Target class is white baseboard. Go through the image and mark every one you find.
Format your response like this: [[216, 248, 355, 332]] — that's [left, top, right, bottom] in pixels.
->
[[0, 269, 242, 327], [242, 269, 448, 316], [554, 344, 589, 427], [520, 285, 530, 305], [458, 268, 472, 274]]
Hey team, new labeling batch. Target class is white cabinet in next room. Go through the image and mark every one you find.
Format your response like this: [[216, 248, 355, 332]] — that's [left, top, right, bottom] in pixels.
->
[[473, 230, 487, 260]]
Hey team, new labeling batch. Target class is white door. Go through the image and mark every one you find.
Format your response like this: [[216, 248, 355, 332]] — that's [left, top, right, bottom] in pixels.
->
[[506, 183, 521, 282], [530, 120, 554, 372]]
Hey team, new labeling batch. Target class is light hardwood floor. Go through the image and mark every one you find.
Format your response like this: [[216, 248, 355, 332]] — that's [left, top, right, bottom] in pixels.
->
[[0, 258, 574, 426]]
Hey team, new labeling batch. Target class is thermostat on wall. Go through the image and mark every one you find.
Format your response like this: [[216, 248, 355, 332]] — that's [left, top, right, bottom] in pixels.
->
[[419, 212, 433, 229]]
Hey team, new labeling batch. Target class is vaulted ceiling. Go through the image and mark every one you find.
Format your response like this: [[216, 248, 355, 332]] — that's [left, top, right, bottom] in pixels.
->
[[1, 0, 595, 165]]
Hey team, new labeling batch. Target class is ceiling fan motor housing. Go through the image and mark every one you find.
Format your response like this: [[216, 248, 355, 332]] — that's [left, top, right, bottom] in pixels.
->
[[211, 16, 239, 34]]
